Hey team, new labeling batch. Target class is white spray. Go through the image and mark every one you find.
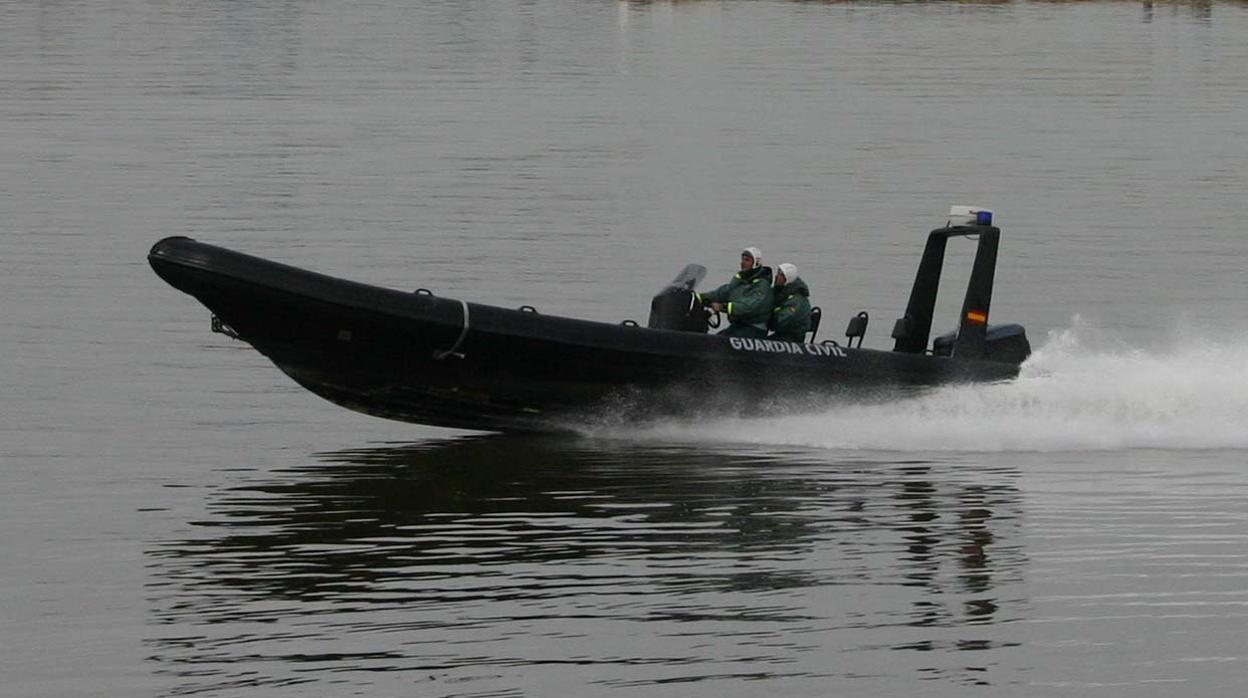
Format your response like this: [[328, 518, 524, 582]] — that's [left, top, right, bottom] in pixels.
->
[[598, 319, 1248, 453]]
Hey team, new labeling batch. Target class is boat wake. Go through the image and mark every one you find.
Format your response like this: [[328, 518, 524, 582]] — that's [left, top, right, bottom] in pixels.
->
[[581, 318, 1248, 453]]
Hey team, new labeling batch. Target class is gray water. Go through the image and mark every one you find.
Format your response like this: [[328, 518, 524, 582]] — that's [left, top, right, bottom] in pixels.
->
[[4, 1, 1248, 695]]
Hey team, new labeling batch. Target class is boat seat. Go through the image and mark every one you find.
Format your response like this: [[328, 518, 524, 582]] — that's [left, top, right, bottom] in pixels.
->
[[844, 311, 868, 348]]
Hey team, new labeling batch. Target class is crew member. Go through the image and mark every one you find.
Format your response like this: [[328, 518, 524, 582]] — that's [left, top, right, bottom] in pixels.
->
[[768, 262, 812, 343], [699, 247, 773, 338]]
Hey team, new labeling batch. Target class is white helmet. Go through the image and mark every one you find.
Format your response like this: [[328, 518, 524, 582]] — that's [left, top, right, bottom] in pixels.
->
[[777, 262, 799, 284], [741, 247, 762, 269]]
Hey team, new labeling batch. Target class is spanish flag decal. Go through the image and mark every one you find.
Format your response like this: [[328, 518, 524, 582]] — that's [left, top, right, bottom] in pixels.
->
[[966, 310, 988, 325]]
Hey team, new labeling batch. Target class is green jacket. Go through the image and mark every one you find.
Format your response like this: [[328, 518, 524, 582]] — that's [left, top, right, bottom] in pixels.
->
[[769, 278, 812, 343], [700, 266, 774, 329]]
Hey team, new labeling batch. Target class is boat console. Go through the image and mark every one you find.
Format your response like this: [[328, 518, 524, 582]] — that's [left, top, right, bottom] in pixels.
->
[[643, 205, 1029, 364]]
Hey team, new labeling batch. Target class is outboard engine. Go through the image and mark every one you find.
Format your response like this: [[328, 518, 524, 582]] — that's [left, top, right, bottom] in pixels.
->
[[647, 263, 710, 333], [932, 324, 1031, 365]]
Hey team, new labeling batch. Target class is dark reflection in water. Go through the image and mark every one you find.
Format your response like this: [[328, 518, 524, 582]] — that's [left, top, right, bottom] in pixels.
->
[[145, 436, 1026, 695]]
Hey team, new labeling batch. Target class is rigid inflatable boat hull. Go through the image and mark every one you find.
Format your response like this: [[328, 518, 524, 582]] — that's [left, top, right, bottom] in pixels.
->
[[149, 237, 1020, 432]]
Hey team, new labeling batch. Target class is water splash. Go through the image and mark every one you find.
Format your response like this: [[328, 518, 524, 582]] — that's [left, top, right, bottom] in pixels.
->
[[598, 319, 1248, 453]]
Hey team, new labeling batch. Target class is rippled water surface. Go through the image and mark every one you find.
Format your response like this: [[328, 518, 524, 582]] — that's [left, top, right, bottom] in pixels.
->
[[4, 1, 1248, 696]]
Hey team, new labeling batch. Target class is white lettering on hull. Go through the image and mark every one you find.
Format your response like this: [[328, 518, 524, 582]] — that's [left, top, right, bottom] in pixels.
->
[[728, 337, 845, 358]]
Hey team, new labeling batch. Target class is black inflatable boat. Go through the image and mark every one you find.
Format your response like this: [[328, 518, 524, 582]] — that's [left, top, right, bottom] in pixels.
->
[[149, 210, 1030, 432]]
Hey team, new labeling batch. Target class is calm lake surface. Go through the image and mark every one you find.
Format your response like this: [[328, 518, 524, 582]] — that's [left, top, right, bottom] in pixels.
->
[[4, 1, 1248, 696]]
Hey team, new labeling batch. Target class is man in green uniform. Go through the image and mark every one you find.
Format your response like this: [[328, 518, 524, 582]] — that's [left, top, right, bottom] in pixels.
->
[[769, 262, 812, 343], [698, 247, 773, 338]]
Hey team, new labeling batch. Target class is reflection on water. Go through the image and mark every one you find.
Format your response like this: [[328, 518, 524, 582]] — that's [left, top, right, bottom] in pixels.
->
[[145, 436, 1024, 695]]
